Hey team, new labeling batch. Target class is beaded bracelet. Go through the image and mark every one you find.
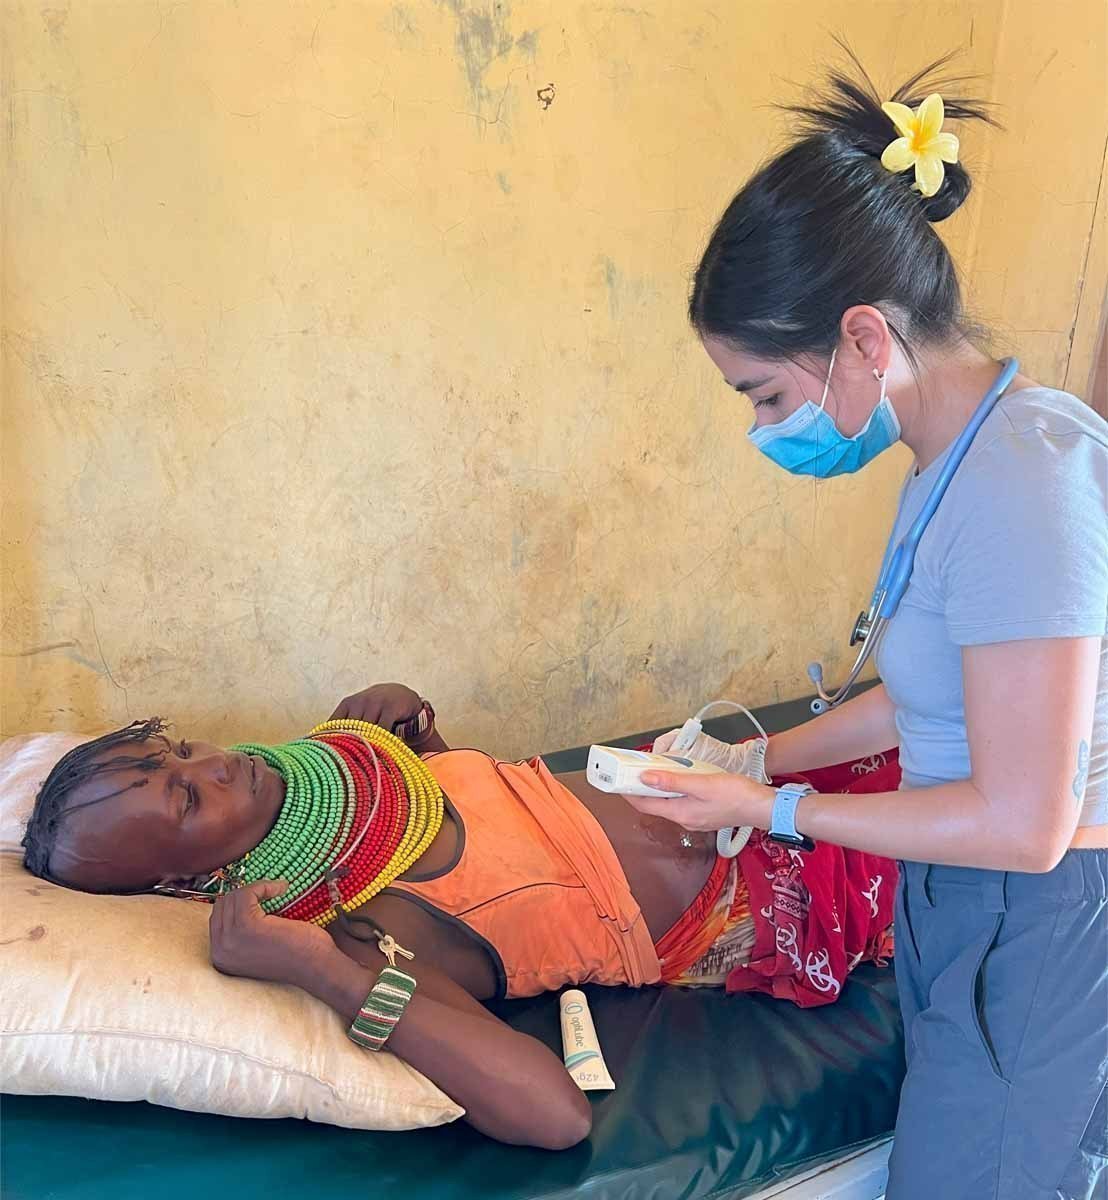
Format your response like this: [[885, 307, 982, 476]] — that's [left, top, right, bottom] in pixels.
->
[[348, 967, 417, 1052], [393, 700, 435, 746]]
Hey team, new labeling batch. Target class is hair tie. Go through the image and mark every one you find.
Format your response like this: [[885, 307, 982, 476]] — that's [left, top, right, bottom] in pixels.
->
[[879, 93, 960, 199]]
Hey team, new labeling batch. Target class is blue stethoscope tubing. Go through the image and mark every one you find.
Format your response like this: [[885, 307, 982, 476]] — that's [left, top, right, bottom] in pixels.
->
[[808, 357, 1020, 715]]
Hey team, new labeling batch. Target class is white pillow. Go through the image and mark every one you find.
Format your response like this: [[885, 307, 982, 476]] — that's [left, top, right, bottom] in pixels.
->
[[0, 733, 464, 1130]]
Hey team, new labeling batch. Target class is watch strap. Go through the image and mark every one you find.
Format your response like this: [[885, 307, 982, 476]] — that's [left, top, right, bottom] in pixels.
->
[[768, 783, 815, 852]]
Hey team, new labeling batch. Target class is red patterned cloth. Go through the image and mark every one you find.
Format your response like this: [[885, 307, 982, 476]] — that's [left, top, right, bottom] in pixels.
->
[[725, 749, 900, 1007]]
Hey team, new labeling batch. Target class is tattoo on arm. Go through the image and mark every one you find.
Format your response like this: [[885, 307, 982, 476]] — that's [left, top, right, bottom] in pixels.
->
[[1072, 739, 1090, 805]]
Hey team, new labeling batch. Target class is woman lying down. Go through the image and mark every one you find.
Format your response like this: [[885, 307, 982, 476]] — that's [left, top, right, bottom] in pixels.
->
[[21, 683, 894, 1150]]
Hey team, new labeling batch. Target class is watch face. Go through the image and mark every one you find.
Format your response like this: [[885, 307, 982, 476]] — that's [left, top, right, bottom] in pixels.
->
[[768, 831, 815, 852]]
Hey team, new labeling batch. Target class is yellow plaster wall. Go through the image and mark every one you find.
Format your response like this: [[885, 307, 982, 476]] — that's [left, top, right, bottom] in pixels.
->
[[3, 1, 1105, 755]]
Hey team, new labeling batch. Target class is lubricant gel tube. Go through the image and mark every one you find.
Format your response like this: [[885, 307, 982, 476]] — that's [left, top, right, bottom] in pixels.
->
[[559, 989, 615, 1091]]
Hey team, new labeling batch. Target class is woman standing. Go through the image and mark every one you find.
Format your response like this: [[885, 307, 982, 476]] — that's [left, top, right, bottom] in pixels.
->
[[634, 57, 1108, 1200]]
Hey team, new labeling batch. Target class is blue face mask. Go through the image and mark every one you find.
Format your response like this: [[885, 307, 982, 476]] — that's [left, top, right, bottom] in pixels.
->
[[747, 350, 901, 477]]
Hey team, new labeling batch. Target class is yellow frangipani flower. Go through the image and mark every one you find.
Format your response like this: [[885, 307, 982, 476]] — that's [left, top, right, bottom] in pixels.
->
[[880, 93, 960, 199]]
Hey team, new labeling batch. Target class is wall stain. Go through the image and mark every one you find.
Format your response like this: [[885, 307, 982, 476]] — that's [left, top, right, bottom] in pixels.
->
[[0, 925, 46, 946], [1, 640, 78, 658], [601, 256, 652, 320], [442, 0, 515, 109], [536, 83, 555, 110], [388, 4, 419, 43], [42, 7, 70, 41]]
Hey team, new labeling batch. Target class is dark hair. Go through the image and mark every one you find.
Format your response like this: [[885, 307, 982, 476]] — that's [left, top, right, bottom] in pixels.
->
[[22, 717, 168, 889], [689, 49, 998, 362]]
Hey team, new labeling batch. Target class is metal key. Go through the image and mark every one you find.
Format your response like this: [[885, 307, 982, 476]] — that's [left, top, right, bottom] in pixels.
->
[[376, 934, 415, 968]]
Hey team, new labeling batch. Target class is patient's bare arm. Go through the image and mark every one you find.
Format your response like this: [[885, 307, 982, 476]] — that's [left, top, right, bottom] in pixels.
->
[[210, 881, 589, 1149]]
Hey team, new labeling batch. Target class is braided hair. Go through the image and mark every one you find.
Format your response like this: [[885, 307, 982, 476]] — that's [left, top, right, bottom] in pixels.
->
[[22, 717, 169, 888]]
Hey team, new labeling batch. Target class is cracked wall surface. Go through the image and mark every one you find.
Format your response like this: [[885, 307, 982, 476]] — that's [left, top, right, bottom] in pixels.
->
[[3, 1, 1105, 756]]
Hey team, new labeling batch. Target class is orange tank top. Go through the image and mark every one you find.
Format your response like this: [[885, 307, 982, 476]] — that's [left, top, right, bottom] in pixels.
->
[[389, 749, 661, 998]]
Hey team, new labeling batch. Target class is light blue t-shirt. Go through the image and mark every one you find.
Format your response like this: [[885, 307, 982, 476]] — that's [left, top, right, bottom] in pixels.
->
[[874, 386, 1108, 826]]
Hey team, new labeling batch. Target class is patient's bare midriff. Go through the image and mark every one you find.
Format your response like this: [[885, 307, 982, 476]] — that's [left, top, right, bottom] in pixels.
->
[[557, 769, 716, 940], [367, 759, 717, 998]]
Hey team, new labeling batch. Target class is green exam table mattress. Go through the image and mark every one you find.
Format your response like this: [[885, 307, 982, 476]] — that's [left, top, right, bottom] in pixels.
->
[[2, 694, 904, 1200]]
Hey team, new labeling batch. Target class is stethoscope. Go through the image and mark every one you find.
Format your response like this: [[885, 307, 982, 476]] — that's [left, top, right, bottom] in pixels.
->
[[807, 357, 1020, 716]]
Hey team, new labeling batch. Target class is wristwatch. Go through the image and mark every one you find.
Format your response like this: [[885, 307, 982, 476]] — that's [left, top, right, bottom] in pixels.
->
[[392, 700, 435, 745], [767, 782, 816, 852]]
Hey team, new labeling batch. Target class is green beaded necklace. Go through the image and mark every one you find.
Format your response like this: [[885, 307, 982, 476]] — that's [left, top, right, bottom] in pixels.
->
[[216, 739, 355, 913], [197, 722, 443, 932]]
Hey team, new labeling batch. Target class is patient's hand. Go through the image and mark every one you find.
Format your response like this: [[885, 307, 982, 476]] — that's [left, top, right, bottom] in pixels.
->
[[329, 683, 423, 732], [210, 879, 340, 989]]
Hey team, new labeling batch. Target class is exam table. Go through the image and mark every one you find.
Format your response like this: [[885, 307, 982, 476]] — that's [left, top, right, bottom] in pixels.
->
[[1, 694, 904, 1200]]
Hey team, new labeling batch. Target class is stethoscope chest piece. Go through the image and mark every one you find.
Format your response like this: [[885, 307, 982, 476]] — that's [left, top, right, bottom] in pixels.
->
[[850, 610, 874, 646]]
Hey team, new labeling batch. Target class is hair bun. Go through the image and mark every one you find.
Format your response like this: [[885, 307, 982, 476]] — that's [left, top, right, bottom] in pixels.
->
[[917, 158, 972, 222], [784, 46, 997, 225]]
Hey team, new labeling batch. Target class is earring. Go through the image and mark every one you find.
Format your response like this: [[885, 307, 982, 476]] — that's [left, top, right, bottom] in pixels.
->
[[872, 367, 888, 405]]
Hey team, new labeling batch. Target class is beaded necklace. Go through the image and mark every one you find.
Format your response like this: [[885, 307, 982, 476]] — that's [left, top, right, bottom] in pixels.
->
[[202, 720, 443, 929]]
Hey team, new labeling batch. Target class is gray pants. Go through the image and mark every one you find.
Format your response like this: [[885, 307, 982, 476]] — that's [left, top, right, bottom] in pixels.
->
[[887, 851, 1108, 1200]]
